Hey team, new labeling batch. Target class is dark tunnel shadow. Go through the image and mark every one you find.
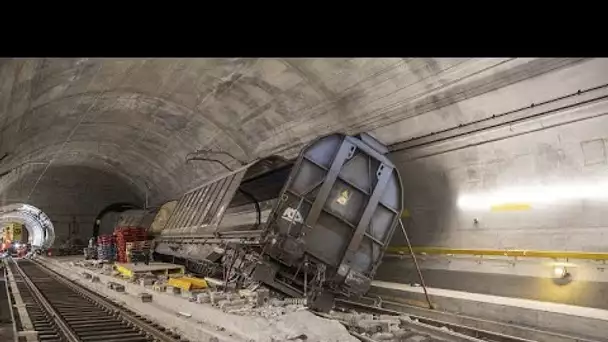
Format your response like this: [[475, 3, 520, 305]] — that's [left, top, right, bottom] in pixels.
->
[[1, 165, 143, 246], [92, 202, 142, 237], [377, 156, 457, 284], [389, 159, 457, 248]]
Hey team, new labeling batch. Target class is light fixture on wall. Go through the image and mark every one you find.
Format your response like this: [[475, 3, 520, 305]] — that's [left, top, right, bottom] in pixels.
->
[[457, 180, 608, 210], [551, 263, 573, 285], [553, 265, 568, 278]]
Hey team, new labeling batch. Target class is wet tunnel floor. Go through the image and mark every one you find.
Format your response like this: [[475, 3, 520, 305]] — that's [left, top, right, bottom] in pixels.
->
[[0, 279, 14, 341]]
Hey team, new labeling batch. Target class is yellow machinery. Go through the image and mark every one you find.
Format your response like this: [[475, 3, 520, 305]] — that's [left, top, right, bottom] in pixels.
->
[[1, 222, 26, 253], [113, 262, 206, 292], [167, 277, 208, 291], [10, 222, 23, 242], [3, 223, 25, 243], [2, 226, 10, 245], [1, 226, 9, 251], [2, 223, 23, 246], [114, 262, 185, 279]]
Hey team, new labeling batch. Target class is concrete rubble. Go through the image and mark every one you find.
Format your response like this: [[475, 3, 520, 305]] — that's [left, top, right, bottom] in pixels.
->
[[326, 311, 439, 342], [138, 292, 153, 302], [46, 257, 359, 342]]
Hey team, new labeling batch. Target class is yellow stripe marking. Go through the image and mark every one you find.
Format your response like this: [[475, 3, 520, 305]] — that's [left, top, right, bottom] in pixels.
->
[[491, 203, 532, 211], [387, 246, 608, 260]]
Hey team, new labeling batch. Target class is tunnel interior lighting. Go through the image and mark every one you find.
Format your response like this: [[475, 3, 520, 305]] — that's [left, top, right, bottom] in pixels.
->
[[553, 266, 567, 278], [457, 181, 608, 210]]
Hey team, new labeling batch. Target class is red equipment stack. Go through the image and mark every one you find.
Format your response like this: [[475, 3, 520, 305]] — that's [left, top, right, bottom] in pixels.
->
[[114, 226, 147, 263]]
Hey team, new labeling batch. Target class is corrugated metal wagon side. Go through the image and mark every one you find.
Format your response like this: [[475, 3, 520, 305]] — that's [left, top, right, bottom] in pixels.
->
[[253, 133, 403, 309]]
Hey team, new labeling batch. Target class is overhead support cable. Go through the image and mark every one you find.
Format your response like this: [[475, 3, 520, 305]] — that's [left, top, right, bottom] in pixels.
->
[[186, 149, 248, 171], [0, 161, 49, 180]]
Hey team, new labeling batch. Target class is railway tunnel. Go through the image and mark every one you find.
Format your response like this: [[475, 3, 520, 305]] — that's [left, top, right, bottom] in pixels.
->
[[1, 58, 608, 342]]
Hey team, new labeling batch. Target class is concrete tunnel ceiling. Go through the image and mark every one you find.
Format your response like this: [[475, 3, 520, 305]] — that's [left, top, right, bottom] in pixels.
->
[[0, 58, 590, 244]]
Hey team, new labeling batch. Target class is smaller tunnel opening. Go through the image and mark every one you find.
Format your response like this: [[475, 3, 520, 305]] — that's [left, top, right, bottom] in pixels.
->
[[0, 203, 54, 249], [93, 202, 142, 238], [1, 165, 143, 248]]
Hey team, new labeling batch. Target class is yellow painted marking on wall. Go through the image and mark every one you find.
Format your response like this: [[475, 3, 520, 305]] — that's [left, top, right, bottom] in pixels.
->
[[490, 203, 532, 212], [387, 246, 608, 260], [401, 209, 411, 218]]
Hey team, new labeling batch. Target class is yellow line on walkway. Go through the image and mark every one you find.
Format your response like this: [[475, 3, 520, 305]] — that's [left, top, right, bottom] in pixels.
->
[[387, 246, 608, 260]]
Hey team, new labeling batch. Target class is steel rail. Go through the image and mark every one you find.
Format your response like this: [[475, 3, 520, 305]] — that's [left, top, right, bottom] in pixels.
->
[[316, 309, 484, 342], [3, 264, 19, 342], [28, 258, 182, 342], [9, 258, 185, 342], [335, 298, 539, 342], [336, 296, 605, 342], [12, 258, 80, 342]]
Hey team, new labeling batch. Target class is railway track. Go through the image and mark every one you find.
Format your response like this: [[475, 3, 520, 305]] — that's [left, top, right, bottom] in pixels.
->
[[6, 258, 184, 342], [320, 310, 484, 342], [4, 256, 603, 342], [330, 298, 534, 342], [331, 296, 605, 342]]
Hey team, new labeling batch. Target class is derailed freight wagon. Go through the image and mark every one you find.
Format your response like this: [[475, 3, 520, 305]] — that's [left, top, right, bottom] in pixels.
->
[[154, 133, 403, 310]]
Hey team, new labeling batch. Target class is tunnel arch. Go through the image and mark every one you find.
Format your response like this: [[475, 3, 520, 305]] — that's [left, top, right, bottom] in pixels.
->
[[0, 203, 54, 248], [92, 202, 142, 237]]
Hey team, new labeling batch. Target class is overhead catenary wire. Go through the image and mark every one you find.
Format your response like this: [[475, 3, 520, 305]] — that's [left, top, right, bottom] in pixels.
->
[[168, 59, 259, 168], [0, 162, 48, 179], [25, 63, 106, 202], [390, 83, 608, 154], [185, 148, 252, 174], [187, 149, 248, 167], [25, 61, 145, 202], [186, 155, 235, 171]]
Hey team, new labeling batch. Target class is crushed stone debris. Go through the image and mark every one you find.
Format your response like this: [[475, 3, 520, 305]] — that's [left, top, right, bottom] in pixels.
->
[[52, 257, 359, 342]]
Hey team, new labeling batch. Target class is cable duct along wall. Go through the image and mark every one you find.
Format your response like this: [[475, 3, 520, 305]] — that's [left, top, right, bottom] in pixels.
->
[[0, 203, 54, 248]]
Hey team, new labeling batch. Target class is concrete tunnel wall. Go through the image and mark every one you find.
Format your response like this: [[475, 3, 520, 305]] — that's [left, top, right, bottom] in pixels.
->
[[1, 57, 579, 246], [0, 56, 606, 307], [392, 114, 608, 251], [0, 166, 141, 245], [371, 58, 608, 309], [376, 57, 608, 252]]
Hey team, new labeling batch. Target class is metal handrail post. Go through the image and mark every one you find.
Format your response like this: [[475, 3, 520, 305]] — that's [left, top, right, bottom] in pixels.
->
[[399, 219, 433, 309]]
